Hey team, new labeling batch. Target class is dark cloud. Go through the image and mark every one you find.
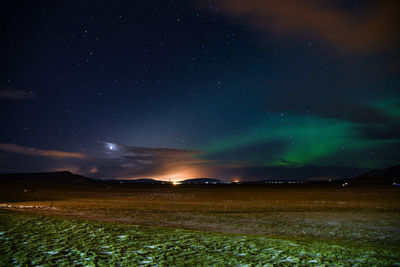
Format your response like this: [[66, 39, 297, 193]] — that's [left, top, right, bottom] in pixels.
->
[[265, 79, 397, 125], [0, 143, 86, 159], [274, 102, 393, 125], [85, 153, 372, 181], [123, 146, 200, 160], [355, 123, 400, 141], [0, 89, 34, 99], [80, 145, 209, 179], [0, 142, 395, 181], [0, 151, 83, 174], [0, 144, 205, 179], [199, 0, 400, 55], [318, 104, 394, 124], [267, 100, 395, 127]]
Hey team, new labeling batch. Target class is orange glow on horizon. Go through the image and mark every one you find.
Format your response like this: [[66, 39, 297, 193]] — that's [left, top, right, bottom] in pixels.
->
[[130, 168, 202, 182]]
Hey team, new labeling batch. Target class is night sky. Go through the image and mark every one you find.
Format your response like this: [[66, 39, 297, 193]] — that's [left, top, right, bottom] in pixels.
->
[[1, 1, 399, 181]]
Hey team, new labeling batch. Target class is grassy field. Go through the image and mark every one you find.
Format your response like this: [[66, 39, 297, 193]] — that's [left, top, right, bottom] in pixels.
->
[[1, 210, 399, 266], [0, 182, 399, 265]]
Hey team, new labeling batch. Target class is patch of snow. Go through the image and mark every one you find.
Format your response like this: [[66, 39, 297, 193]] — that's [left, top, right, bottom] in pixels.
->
[[285, 257, 297, 262]]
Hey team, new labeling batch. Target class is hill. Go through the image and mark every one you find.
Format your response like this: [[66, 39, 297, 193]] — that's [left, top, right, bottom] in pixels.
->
[[0, 171, 95, 184], [340, 165, 400, 185]]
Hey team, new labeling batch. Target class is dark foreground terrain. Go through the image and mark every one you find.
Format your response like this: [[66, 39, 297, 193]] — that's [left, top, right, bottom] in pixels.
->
[[0, 174, 399, 265]]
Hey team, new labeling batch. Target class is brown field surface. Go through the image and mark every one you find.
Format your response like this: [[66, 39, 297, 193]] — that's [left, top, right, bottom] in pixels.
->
[[1, 182, 399, 247]]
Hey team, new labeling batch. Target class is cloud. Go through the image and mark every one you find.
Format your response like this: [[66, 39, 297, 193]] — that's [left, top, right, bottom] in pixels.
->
[[83, 145, 212, 180], [265, 97, 400, 142], [123, 146, 201, 162], [199, 0, 400, 55], [0, 142, 394, 181], [356, 124, 400, 141], [319, 103, 397, 124], [0, 143, 86, 159], [0, 143, 212, 180], [0, 89, 34, 99], [280, 103, 394, 125]]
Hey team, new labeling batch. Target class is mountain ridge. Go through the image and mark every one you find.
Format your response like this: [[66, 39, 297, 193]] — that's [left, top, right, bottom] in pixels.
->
[[0, 165, 399, 185]]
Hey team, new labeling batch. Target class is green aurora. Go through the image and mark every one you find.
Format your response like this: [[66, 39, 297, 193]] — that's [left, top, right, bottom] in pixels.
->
[[202, 101, 400, 169]]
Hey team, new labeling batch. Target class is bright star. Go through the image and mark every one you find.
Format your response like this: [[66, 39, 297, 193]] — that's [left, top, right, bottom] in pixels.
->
[[105, 142, 117, 151]]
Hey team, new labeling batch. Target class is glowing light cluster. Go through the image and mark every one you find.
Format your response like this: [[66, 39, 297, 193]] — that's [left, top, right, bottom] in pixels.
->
[[105, 142, 117, 151]]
